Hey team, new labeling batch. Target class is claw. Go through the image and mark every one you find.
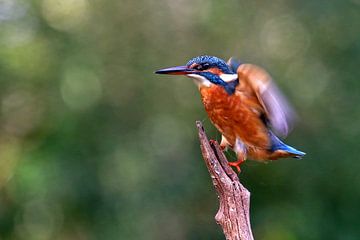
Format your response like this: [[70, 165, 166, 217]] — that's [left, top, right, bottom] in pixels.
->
[[209, 139, 217, 145]]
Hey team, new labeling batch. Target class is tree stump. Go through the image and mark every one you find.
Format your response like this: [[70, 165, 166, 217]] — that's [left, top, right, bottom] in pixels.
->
[[196, 121, 254, 240]]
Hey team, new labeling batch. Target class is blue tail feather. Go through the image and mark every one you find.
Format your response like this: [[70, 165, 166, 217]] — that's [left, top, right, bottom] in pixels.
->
[[269, 131, 306, 158]]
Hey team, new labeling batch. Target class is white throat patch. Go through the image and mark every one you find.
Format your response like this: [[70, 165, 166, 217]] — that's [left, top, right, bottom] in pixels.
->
[[219, 73, 238, 82], [187, 73, 238, 87], [187, 74, 212, 87]]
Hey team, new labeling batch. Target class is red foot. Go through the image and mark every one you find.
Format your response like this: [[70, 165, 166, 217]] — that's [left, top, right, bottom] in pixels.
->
[[209, 139, 217, 145], [228, 159, 245, 173]]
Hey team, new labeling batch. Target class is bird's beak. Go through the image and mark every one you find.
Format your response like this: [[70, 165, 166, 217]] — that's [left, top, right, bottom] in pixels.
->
[[155, 65, 195, 75]]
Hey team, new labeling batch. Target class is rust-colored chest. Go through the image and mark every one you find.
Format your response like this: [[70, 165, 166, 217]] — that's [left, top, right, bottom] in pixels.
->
[[199, 85, 270, 149]]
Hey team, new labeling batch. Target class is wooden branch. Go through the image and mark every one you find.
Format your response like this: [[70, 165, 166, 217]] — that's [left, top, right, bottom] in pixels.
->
[[196, 121, 254, 240]]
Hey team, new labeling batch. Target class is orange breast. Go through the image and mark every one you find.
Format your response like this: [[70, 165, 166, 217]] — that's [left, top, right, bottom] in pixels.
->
[[199, 85, 270, 150]]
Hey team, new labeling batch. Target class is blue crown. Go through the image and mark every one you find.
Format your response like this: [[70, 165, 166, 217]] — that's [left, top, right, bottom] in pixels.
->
[[186, 55, 233, 74]]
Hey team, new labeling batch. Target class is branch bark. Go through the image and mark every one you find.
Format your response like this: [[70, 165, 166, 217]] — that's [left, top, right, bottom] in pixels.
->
[[196, 121, 254, 240]]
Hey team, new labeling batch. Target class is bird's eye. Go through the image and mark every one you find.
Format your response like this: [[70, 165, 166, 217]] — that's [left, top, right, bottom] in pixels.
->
[[202, 63, 210, 69], [193, 65, 203, 70], [194, 63, 210, 71]]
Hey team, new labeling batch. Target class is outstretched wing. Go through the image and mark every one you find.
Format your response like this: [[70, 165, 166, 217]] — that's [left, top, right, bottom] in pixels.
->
[[228, 58, 297, 137]]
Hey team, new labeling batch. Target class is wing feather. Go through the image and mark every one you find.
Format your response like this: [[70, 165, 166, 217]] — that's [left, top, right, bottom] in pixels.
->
[[230, 61, 296, 137]]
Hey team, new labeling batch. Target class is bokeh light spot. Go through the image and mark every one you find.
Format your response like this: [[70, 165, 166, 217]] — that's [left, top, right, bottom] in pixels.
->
[[41, 0, 89, 32], [0, 0, 36, 47], [0, 0, 27, 21]]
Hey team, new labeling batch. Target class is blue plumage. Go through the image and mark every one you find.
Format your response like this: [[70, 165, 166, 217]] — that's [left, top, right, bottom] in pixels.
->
[[155, 55, 306, 172], [269, 131, 305, 158], [224, 79, 239, 95], [187, 55, 234, 74], [186, 56, 239, 94], [196, 72, 238, 95]]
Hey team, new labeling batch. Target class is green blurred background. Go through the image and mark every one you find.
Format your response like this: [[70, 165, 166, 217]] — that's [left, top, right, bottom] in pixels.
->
[[0, 0, 359, 239]]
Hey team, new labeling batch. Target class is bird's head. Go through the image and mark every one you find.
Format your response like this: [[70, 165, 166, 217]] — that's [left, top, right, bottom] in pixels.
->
[[155, 55, 239, 94]]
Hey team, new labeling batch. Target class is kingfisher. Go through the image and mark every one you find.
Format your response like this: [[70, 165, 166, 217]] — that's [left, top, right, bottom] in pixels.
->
[[155, 55, 305, 172]]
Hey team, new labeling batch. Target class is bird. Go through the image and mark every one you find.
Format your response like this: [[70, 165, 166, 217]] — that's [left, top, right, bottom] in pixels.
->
[[155, 55, 305, 172]]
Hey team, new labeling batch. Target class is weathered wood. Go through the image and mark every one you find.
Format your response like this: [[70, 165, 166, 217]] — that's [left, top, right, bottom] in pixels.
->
[[196, 121, 254, 240]]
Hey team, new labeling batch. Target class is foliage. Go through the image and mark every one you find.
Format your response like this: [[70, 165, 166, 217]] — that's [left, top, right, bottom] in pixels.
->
[[0, 0, 359, 239]]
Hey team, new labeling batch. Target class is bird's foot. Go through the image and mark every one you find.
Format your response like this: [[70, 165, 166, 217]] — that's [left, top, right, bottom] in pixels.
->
[[228, 159, 245, 173], [209, 139, 227, 151], [209, 139, 217, 145]]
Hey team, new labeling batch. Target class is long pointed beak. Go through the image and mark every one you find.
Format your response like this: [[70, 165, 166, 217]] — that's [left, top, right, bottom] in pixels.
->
[[155, 65, 195, 75]]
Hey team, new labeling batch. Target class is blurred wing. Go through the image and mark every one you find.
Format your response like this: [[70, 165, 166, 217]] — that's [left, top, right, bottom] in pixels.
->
[[235, 63, 297, 137], [227, 57, 242, 73]]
